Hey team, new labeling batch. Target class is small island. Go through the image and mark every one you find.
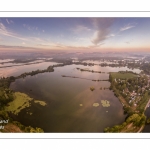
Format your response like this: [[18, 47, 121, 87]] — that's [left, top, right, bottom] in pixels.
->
[[101, 100, 110, 107], [93, 103, 99, 107], [90, 87, 95, 91]]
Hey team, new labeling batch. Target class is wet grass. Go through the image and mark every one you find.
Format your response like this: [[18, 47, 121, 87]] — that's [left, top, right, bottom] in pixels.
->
[[110, 72, 137, 80], [5, 92, 33, 115]]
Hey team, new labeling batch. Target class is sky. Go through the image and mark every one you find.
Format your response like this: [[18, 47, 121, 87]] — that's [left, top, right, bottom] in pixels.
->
[[0, 17, 150, 52]]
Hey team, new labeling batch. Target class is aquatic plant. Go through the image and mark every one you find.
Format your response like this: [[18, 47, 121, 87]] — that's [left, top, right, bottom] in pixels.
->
[[101, 100, 110, 107]]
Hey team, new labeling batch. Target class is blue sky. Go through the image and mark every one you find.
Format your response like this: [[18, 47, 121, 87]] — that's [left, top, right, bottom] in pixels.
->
[[0, 17, 150, 52]]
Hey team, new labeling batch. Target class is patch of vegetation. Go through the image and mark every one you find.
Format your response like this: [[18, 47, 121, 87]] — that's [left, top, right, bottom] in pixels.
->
[[101, 100, 110, 107], [140, 63, 150, 75], [110, 71, 137, 81], [108, 71, 150, 132], [104, 114, 146, 133], [10, 121, 44, 133], [0, 77, 15, 109], [90, 87, 95, 91], [5, 92, 32, 115], [34, 100, 47, 106], [93, 103, 99, 107], [137, 91, 150, 113], [147, 118, 150, 124], [77, 68, 102, 73]]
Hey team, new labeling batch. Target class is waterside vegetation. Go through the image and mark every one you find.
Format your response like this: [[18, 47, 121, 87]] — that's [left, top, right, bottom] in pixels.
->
[[104, 71, 150, 132]]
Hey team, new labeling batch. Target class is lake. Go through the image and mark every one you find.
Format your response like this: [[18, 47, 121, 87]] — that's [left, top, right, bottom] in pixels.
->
[[0, 61, 61, 77], [8, 63, 132, 132]]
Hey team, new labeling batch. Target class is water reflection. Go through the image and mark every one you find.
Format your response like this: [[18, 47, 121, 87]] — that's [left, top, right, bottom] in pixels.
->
[[0, 61, 61, 77], [10, 64, 126, 132]]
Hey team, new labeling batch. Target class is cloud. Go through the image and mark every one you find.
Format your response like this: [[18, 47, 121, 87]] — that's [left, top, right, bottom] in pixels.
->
[[23, 24, 31, 30], [6, 19, 14, 24], [23, 24, 39, 31], [29, 37, 47, 42], [91, 18, 114, 45], [6, 19, 10, 24], [106, 34, 115, 38], [88, 42, 105, 48], [0, 22, 26, 41], [72, 25, 91, 34], [0, 44, 38, 50], [120, 24, 135, 31], [125, 41, 130, 44], [10, 20, 14, 24], [0, 22, 45, 43]]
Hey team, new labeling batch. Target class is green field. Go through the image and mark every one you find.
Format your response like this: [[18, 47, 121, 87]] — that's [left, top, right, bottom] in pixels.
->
[[110, 72, 137, 80], [5, 92, 47, 115], [5, 92, 33, 115]]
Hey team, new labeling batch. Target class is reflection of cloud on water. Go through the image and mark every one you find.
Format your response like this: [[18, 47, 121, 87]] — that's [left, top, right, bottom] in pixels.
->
[[70, 88, 126, 124], [70, 89, 104, 117]]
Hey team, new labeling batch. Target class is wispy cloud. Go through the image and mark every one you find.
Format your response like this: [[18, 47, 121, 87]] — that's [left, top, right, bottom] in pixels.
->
[[10, 20, 14, 24], [72, 25, 91, 34], [6, 19, 14, 24], [6, 19, 10, 24], [120, 24, 135, 31], [23, 24, 39, 32], [91, 18, 115, 45], [125, 41, 130, 44], [23, 24, 31, 30], [88, 42, 105, 48], [106, 34, 115, 38], [0, 22, 26, 41], [0, 22, 47, 44], [0, 44, 39, 50], [29, 37, 47, 43]]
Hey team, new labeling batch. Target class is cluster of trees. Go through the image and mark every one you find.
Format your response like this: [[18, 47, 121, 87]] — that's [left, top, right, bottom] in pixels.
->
[[0, 76, 44, 133], [104, 114, 146, 133], [0, 77, 15, 109], [76, 68, 102, 73], [125, 62, 150, 75], [128, 62, 141, 69], [18, 67, 54, 78], [110, 74, 149, 99], [140, 63, 150, 75], [13, 121, 44, 133]]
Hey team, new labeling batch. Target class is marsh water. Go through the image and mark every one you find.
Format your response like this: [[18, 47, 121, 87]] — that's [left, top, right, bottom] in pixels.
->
[[8, 62, 143, 132]]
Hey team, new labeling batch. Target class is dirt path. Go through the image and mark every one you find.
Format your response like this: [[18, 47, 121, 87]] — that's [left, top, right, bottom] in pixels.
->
[[144, 99, 150, 111], [137, 125, 145, 133], [2, 123, 23, 133]]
